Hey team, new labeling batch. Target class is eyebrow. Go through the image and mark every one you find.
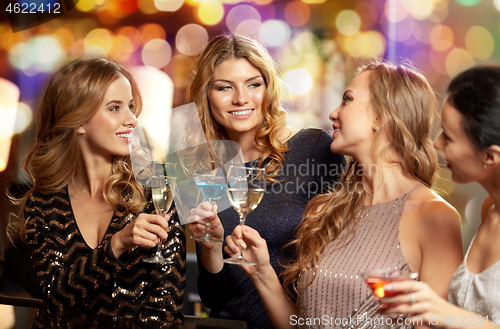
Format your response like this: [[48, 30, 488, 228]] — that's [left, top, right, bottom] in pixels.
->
[[105, 100, 122, 106], [105, 99, 134, 106], [213, 75, 264, 84]]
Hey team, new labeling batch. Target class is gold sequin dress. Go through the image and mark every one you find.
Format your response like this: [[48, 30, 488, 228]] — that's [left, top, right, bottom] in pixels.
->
[[25, 187, 185, 323]]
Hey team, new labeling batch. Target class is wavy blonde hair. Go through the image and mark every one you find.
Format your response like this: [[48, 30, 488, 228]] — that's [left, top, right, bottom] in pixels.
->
[[185, 34, 289, 180], [8, 58, 145, 240], [282, 59, 439, 296]]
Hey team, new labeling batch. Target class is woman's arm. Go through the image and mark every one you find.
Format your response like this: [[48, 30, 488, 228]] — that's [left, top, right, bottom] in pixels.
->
[[225, 225, 298, 329], [401, 198, 463, 299]]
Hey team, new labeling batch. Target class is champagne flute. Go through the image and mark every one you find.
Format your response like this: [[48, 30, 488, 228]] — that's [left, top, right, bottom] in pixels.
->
[[144, 162, 176, 264], [191, 169, 226, 243], [224, 165, 266, 265]]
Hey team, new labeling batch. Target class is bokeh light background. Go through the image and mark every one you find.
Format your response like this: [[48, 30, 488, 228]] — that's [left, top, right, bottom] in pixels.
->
[[0, 0, 497, 249]]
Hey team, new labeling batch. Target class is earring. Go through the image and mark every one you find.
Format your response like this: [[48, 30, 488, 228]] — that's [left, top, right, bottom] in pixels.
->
[[375, 127, 379, 131], [484, 164, 488, 169]]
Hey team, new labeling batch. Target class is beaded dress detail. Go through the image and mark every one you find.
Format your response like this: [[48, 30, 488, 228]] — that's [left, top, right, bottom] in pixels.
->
[[25, 187, 185, 323], [297, 189, 418, 329], [448, 234, 500, 318]]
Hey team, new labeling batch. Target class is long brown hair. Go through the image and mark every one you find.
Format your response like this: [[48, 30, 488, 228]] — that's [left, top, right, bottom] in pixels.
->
[[282, 59, 439, 295], [8, 58, 145, 240], [186, 34, 289, 180]]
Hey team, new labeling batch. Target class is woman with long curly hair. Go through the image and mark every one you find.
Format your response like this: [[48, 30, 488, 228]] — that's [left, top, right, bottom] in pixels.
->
[[187, 34, 345, 328], [8, 58, 185, 323], [225, 59, 464, 328]]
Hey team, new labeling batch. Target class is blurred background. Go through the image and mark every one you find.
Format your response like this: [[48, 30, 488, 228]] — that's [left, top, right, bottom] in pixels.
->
[[0, 0, 494, 324]]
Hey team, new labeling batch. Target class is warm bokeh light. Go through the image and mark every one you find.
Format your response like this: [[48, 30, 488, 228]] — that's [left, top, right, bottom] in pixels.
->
[[140, 0, 160, 14], [117, 26, 142, 52], [259, 20, 292, 48], [197, 1, 224, 26], [155, 0, 184, 12], [110, 35, 136, 61], [429, 46, 449, 75], [139, 24, 167, 46], [465, 26, 494, 60], [412, 13, 440, 44], [142, 39, 172, 69], [226, 5, 261, 33], [494, 0, 500, 11], [0, 78, 20, 172], [14, 102, 33, 135], [134, 66, 174, 158], [52, 28, 75, 51], [283, 68, 314, 95], [252, 0, 273, 4], [350, 31, 386, 58], [2, 29, 28, 52], [430, 24, 454, 51], [84, 28, 113, 55], [118, 0, 139, 13], [383, 0, 408, 23], [284, 1, 311, 27], [336, 10, 361, 36], [301, 0, 326, 3], [176, 24, 208, 55], [403, 0, 435, 20], [445, 47, 475, 77], [235, 20, 262, 38], [76, 0, 97, 12]]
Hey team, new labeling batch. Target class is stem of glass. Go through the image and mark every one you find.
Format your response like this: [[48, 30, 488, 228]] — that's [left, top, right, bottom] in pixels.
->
[[235, 213, 246, 260]]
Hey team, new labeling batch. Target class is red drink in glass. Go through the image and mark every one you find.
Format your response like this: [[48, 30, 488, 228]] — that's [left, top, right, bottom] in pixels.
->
[[361, 269, 418, 297]]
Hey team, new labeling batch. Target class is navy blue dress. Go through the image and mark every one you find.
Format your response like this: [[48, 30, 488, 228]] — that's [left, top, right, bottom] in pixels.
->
[[196, 128, 345, 328]]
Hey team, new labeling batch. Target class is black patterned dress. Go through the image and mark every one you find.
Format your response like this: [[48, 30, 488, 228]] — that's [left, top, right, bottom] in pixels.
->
[[24, 187, 185, 323]]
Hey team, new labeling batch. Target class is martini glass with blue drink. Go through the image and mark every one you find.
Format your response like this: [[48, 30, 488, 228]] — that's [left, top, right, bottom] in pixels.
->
[[191, 161, 227, 243]]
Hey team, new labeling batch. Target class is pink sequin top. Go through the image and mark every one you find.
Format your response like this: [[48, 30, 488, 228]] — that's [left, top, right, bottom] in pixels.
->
[[297, 190, 417, 329]]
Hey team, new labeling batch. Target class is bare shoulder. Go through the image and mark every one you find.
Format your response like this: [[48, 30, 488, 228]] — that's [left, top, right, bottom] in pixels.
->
[[404, 186, 461, 230]]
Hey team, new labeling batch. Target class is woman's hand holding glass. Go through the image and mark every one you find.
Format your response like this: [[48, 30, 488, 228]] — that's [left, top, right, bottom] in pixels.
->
[[225, 225, 271, 276], [379, 280, 456, 328], [188, 202, 224, 248], [111, 213, 170, 258]]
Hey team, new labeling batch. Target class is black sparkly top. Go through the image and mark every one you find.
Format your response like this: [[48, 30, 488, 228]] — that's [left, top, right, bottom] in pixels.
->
[[196, 128, 345, 328], [25, 187, 186, 323]]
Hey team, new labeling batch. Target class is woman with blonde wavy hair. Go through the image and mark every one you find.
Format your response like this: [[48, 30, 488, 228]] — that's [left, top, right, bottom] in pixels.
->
[[8, 58, 185, 323], [225, 59, 464, 328], [187, 34, 345, 328]]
